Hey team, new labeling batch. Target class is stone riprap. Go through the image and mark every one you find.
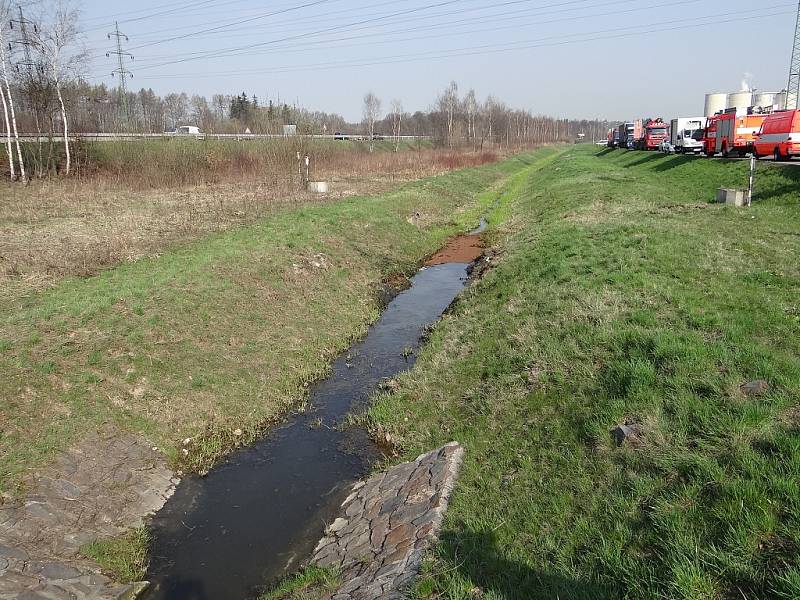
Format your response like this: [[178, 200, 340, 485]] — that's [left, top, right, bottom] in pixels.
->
[[311, 442, 464, 600], [0, 429, 177, 599]]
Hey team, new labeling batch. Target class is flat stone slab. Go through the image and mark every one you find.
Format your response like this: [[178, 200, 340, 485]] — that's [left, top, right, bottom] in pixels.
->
[[0, 428, 178, 599], [311, 442, 464, 600]]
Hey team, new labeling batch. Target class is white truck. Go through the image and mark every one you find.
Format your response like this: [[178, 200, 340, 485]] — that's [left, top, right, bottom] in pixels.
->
[[670, 117, 706, 154], [171, 125, 205, 139]]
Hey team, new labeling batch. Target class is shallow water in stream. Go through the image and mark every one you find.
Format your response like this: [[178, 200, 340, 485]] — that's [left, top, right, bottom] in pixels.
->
[[144, 261, 471, 600]]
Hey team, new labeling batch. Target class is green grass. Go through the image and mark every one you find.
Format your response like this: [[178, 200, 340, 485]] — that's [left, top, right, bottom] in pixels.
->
[[82, 527, 150, 582], [367, 148, 800, 599], [258, 566, 341, 600], [0, 149, 554, 495]]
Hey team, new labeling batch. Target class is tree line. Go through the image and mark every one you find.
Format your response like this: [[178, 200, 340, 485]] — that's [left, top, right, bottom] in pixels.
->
[[366, 82, 610, 153]]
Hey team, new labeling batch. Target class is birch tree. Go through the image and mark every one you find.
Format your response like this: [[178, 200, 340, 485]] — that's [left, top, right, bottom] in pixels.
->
[[464, 89, 477, 150], [438, 81, 459, 148], [362, 92, 381, 153], [0, 1, 25, 181], [35, 0, 85, 176], [390, 99, 403, 153], [0, 75, 13, 179]]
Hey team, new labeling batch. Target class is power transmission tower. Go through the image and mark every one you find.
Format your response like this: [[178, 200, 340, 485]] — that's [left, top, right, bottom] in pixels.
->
[[107, 22, 134, 125], [787, 0, 800, 110], [9, 6, 40, 80]]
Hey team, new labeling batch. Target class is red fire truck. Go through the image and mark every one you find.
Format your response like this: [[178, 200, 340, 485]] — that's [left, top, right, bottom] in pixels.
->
[[704, 109, 767, 157]]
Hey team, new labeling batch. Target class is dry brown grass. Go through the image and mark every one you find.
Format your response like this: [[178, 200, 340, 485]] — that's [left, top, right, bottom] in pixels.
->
[[0, 146, 506, 303]]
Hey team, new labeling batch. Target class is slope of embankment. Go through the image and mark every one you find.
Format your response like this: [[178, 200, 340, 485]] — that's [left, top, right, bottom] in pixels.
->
[[368, 147, 800, 599]]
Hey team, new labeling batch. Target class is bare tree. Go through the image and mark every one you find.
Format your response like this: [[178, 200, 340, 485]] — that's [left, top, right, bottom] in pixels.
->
[[390, 99, 403, 153], [0, 75, 13, 179], [437, 81, 459, 148], [463, 89, 477, 150], [0, 1, 25, 181], [484, 95, 499, 143], [212, 93, 228, 122], [362, 91, 381, 153], [190, 94, 212, 130], [164, 92, 188, 130], [35, 0, 85, 176]]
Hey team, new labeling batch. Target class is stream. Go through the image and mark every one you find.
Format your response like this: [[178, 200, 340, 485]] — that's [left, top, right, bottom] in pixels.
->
[[144, 254, 475, 599]]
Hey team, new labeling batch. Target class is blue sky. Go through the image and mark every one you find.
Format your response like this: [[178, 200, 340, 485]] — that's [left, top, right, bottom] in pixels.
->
[[75, 0, 795, 121]]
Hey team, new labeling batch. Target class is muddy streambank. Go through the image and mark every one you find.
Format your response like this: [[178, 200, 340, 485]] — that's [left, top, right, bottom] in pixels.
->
[[144, 230, 485, 599]]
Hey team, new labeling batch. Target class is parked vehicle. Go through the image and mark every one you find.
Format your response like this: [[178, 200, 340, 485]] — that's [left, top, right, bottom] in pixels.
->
[[670, 117, 706, 154], [705, 109, 767, 157], [618, 122, 635, 149], [176, 125, 201, 135], [633, 118, 668, 150], [170, 125, 205, 139], [607, 128, 620, 148], [606, 127, 619, 150], [753, 109, 800, 161]]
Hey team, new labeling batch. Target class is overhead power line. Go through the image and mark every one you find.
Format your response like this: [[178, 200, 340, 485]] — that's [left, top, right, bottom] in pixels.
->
[[82, 0, 591, 61], [132, 0, 603, 71], [83, 0, 235, 30], [116, 0, 632, 60], [125, 0, 697, 67], [129, 0, 465, 61], [127, 0, 339, 51], [115, 0, 411, 43], [124, 8, 791, 81], [131, 0, 790, 72]]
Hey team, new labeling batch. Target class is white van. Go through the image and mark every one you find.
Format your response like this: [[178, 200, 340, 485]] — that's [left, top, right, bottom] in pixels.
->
[[670, 117, 706, 154], [172, 125, 204, 139]]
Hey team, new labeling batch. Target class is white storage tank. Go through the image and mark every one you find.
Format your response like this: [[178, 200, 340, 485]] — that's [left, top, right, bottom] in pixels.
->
[[774, 90, 788, 110], [726, 91, 754, 114], [704, 93, 728, 117], [752, 92, 776, 110]]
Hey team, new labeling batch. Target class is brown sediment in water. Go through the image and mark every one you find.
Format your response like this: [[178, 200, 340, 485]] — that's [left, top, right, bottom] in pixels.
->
[[425, 234, 483, 266]]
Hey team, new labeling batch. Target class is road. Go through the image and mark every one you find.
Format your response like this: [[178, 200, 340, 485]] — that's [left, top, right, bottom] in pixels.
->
[[12, 132, 430, 143], [628, 147, 800, 167]]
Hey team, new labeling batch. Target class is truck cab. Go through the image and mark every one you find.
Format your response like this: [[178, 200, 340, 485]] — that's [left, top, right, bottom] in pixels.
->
[[619, 122, 635, 149], [643, 120, 668, 150], [678, 127, 704, 153], [671, 118, 706, 154], [607, 128, 619, 148]]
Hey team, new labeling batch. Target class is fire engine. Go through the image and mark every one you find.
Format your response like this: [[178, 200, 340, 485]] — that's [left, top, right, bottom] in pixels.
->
[[704, 109, 767, 157]]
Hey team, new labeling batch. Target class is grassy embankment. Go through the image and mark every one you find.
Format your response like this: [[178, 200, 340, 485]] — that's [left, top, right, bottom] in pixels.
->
[[0, 148, 553, 497], [367, 148, 800, 599], [1, 140, 498, 301]]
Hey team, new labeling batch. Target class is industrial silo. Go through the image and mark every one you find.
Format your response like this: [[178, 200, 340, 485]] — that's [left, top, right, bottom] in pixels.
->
[[704, 93, 728, 117], [774, 90, 788, 110], [752, 91, 776, 110], [726, 91, 754, 114]]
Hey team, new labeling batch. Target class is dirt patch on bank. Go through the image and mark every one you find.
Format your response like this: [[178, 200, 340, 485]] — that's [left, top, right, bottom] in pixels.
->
[[425, 234, 484, 266]]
